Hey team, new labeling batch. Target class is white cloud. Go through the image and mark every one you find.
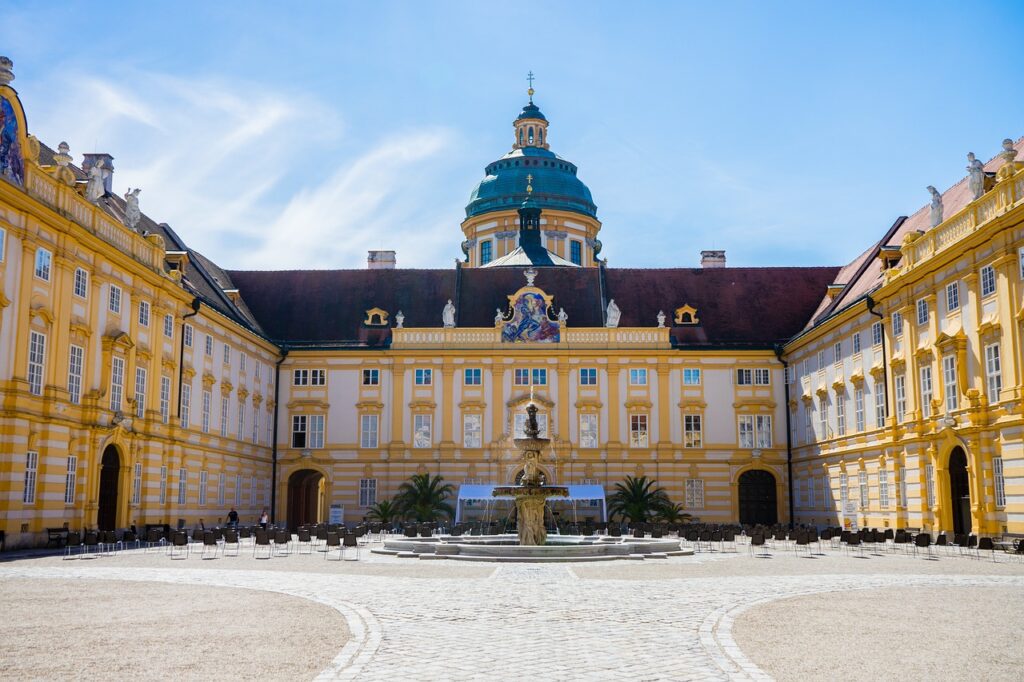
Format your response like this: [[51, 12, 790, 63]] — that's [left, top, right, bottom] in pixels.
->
[[22, 67, 464, 270]]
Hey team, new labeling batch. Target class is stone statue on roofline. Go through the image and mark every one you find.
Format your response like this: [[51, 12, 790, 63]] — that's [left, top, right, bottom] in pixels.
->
[[85, 159, 105, 202], [557, 307, 568, 325], [966, 152, 985, 200], [605, 299, 621, 328], [395, 310, 404, 328], [124, 188, 141, 231], [442, 299, 456, 328], [927, 186, 943, 228], [494, 308, 504, 326], [657, 310, 666, 328]]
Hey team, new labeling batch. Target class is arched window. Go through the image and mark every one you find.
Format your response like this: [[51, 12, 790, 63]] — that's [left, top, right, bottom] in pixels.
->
[[539, 128, 544, 145], [518, 129, 524, 146], [480, 240, 492, 265], [528, 126, 534, 144]]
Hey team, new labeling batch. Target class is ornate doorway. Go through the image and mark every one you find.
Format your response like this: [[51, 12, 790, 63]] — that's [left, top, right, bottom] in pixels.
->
[[287, 469, 325, 528], [738, 469, 777, 526], [948, 447, 971, 535], [97, 445, 120, 530]]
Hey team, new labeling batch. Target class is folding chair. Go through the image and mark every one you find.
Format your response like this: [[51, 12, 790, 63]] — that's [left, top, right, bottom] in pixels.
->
[[342, 533, 360, 561], [253, 529, 272, 559], [63, 531, 82, 559], [296, 528, 313, 554], [324, 532, 342, 560], [201, 531, 220, 559], [168, 530, 190, 559], [222, 529, 240, 556]]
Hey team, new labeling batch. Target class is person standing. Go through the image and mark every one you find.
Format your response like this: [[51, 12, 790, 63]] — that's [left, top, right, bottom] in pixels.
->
[[259, 508, 269, 530], [227, 507, 239, 527]]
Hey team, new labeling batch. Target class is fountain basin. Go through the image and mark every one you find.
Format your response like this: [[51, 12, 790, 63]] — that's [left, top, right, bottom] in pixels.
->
[[375, 534, 693, 562]]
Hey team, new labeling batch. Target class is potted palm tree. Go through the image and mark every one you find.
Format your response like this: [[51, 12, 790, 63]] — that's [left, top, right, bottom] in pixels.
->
[[367, 499, 401, 524], [393, 473, 455, 522], [606, 475, 671, 524]]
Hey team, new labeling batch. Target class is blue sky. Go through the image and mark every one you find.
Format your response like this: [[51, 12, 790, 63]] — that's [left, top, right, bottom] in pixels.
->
[[3, 2, 1022, 270]]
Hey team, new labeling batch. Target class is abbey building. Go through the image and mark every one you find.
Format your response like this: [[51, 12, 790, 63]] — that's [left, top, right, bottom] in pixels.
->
[[1, 57, 1021, 547]]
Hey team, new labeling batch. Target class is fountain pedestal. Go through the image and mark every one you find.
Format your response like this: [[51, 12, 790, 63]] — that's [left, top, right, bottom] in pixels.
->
[[492, 484, 569, 545]]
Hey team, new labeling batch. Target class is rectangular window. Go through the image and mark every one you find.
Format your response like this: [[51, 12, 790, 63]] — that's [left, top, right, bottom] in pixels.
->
[[898, 466, 907, 508], [945, 281, 960, 312], [464, 368, 482, 386], [135, 367, 146, 418], [183, 324, 193, 348], [816, 350, 825, 371], [67, 345, 84, 405], [159, 466, 168, 505], [833, 342, 842, 366], [108, 284, 122, 314], [916, 299, 928, 326], [685, 479, 705, 509], [754, 368, 770, 385], [359, 479, 377, 507], [825, 475, 834, 509], [0, 227, 5, 261], [852, 332, 861, 355], [874, 383, 886, 428], [739, 415, 755, 448], [362, 368, 379, 385], [110, 356, 125, 411], [199, 470, 208, 506], [819, 397, 829, 437], [736, 368, 753, 385], [892, 311, 904, 337], [531, 368, 547, 385], [163, 314, 173, 338], [854, 388, 865, 432], [73, 267, 88, 298], [138, 300, 150, 327], [919, 365, 933, 418], [839, 473, 850, 516], [878, 471, 889, 508], [240, 354, 246, 373], [252, 407, 259, 444], [291, 415, 307, 448], [361, 414, 380, 448], [204, 334, 213, 356], [807, 476, 816, 509], [579, 368, 597, 385], [480, 240, 492, 265], [180, 383, 191, 428], [34, 248, 52, 281], [514, 412, 549, 438], [23, 451, 38, 504], [462, 413, 481, 448], [236, 400, 245, 439], [894, 374, 906, 422], [925, 464, 935, 507], [514, 368, 530, 385], [871, 321, 883, 346], [217, 474, 226, 506], [629, 368, 648, 385], [64, 456, 77, 504], [310, 369, 326, 386], [943, 355, 958, 412], [570, 240, 582, 266], [1020, 246, 1024, 280], [223, 344, 231, 365], [293, 369, 308, 386], [993, 457, 1006, 508], [755, 415, 772, 448], [160, 376, 171, 424], [858, 470, 869, 509], [683, 414, 702, 448], [980, 264, 996, 297], [235, 473, 242, 506], [28, 331, 46, 396], [220, 396, 229, 437], [414, 368, 433, 385], [177, 468, 187, 505], [413, 414, 432, 448], [579, 413, 599, 448], [308, 414, 325, 449], [984, 343, 1002, 402], [201, 390, 211, 433], [132, 462, 143, 505], [835, 393, 846, 436], [682, 368, 701, 385], [629, 414, 648, 447], [805, 404, 814, 443]]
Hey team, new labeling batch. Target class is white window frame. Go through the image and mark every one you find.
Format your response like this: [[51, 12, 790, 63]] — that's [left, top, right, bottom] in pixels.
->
[[682, 368, 701, 385], [685, 479, 704, 509], [183, 323, 193, 348], [736, 368, 753, 385], [755, 415, 772, 448], [898, 466, 907, 508], [291, 415, 307, 448], [683, 413, 702, 448], [916, 299, 928, 326], [945, 281, 960, 312], [217, 473, 226, 506], [293, 368, 308, 386], [160, 376, 171, 424], [235, 473, 242, 506], [361, 414, 380, 448], [629, 414, 649, 447], [833, 342, 842, 366], [199, 470, 208, 506], [309, 414, 325, 448], [980, 264, 996, 297], [204, 334, 213, 356], [878, 470, 889, 508], [73, 267, 88, 298], [894, 374, 906, 422], [835, 393, 846, 436], [177, 468, 188, 506], [163, 314, 174, 338], [943, 355, 958, 412], [201, 390, 211, 433], [919, 365, 933, 418], [414, 368, 433, 385], [464, 368, 482, 386], [359, 478, 377, 507], [135, 367, 146, 419], [250, 476, 258, 507], [108, 284, 122, 314], [159, 465, 168, 505], [579, 413, 598, 449], [64, 456, 78, 505], [362, 368, 379, 385], [858, 470, 869, 509], [754, 368, 770, 385], [220, 396, 229, 437], [531, 368, 547, 385], [28, 331, 46, 396], [223, 344, 231, 365], [854, 388, 865, 432], [580, 367, 598, 385], [34, 248, 52, 281], [892, 311, 903, 337], [310, 369, 326, 386], [132, 462, 143, 505], [819, 397, 829, 438], [462, 413, 481, 448], [180, 383, 191, 428], [873, 382, 886, 428], [68, 344, 84, 405], [852, 332, 861, 355], [871, 321, 883, 347], [23, 451, 38, 504], [413, 414, 432, 448], [110, 356, 125, 412], [993, 457, 1006, 508], [629, 368, 648, 386], [925, 464, 935, 507], [984, 343, 1002, 402], [739, 415, 755, 448], [138, 300, 150, 327]]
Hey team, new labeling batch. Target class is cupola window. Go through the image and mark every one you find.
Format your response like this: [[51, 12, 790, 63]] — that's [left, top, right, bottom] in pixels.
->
[[519, 129, 524, 146], [528, 126, 534, 144]]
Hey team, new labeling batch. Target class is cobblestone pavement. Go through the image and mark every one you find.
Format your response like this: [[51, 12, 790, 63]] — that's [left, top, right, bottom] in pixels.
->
[[3, 549, 1023, 680]]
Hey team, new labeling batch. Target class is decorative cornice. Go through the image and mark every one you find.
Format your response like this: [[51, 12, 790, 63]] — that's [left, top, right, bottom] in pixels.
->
[[848, 370, 865, 386], [977, 317, 1001, 338], [935, 329, 968, 352], [677, 398, 707, 410], [408, 398, 436, 410], [201, 372, 216, 389], [507, 392, 554, 409], [356, 399, 384, 411], [733, 397, 777, 409]]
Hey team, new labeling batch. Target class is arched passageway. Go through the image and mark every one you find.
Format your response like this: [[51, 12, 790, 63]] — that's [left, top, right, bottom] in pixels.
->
[[948, 447, 971, 535], [287, 469, 326, 528], [97, 446, 121, 530], [738, 469, 778, 526]]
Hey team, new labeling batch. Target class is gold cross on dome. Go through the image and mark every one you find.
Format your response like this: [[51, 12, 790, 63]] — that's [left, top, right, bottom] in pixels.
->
[[527, 71, 535, 101], [526, 174, 533, 194]]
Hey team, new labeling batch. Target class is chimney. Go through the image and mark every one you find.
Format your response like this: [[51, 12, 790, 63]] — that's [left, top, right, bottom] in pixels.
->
[[700, 249, 726, 268], [367, 250, 396, 270], [82, 153, 115, 194]]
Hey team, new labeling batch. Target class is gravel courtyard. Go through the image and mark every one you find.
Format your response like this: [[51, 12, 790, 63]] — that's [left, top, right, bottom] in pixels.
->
[[2, 538, 1022, 681]]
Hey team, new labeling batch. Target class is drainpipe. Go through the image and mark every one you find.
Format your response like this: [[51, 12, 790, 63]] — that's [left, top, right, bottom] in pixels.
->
[[270, 347, 289, 524], [866, 297, 889, 420], [177, 298, 201, 419], [774, 344, 794, 529]]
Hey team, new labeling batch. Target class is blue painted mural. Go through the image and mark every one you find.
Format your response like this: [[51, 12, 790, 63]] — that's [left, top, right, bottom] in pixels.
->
[[502, 290, 560, 343], [0, 96, 24, 186]]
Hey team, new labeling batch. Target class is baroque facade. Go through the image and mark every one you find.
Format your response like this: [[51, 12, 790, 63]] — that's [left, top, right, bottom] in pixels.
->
[[1, 57, 1021, 547]]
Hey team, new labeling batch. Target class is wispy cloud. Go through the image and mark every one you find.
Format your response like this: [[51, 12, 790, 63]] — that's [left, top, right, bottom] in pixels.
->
[[24, 67, 464, 269]]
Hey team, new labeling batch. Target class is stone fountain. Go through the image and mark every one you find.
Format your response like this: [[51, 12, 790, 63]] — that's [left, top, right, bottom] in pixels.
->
[[492, 401, 567, 545]]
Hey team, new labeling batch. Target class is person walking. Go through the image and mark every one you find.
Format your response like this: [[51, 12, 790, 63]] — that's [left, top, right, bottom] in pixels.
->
[[259, 508, 269, 530]]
